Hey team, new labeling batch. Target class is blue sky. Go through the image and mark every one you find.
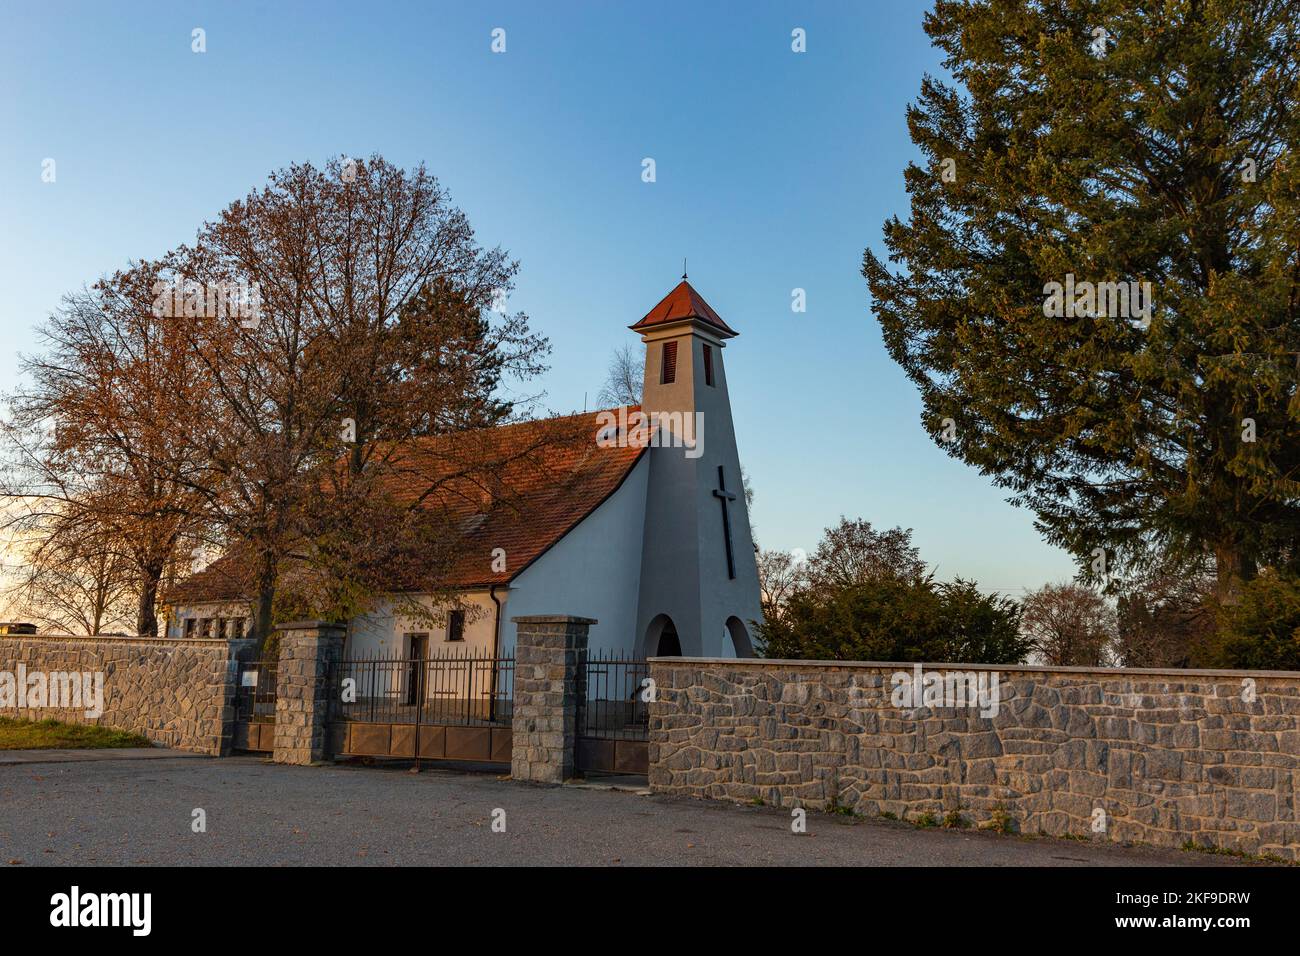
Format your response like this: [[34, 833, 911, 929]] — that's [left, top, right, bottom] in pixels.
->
[[0, 0, 1078, 596]]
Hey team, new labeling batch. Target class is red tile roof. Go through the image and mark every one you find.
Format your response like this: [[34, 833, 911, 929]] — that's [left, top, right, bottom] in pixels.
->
[[170, 408, 647, 604], [629, 280, 737, 337]]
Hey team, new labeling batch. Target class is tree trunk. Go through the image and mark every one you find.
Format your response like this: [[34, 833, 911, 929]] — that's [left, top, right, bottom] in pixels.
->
[[136, 569, 161, 637], [1213, 543, 1256, 605], [252, 552, 277, 653]]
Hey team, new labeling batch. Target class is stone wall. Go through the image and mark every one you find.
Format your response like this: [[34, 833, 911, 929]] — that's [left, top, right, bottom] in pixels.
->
[[649, 658, 1300, 860], [0, 633, 253, 755]]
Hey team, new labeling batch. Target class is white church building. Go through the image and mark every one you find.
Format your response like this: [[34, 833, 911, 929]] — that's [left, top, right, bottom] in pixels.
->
[[169, 279, 763, 660]]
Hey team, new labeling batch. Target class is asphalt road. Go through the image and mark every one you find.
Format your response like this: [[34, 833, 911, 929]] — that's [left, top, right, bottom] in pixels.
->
[[0, 754, 1265, 866]]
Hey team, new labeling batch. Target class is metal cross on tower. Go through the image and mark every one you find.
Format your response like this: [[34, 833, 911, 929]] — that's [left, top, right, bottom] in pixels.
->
[[712, 465, 737, 580]]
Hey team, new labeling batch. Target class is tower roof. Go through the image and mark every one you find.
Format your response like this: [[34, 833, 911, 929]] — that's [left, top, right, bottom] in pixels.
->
[[629, 280, 737, 337]]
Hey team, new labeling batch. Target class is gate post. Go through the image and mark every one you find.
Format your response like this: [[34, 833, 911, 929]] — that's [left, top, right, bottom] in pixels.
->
[[272, 620, 346, 766], [510, 615, 594, 783]]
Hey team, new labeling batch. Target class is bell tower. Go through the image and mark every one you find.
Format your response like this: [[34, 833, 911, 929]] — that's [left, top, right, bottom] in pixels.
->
[[630, 279, 762, 658]]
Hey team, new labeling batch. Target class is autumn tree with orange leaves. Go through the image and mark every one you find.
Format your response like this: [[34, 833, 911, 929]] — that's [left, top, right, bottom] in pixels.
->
[[5, 155, 561, 646]]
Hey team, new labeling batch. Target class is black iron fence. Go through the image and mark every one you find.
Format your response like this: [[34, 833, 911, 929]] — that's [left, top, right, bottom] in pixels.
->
[[330, 650, 514, 727], [234, 659, 277, 723], [580, 649, 649, 740]]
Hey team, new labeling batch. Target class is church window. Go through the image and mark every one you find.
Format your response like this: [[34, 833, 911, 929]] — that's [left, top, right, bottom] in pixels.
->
[[660, 341, 677, 384], [446, 609, 465, 642], [703, 344, 714, 386], [184, 618, 197, 639], [232, 618, 245, 640]]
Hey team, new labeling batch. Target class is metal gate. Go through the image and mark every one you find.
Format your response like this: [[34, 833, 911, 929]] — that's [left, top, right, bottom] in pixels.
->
[[232, 659, 277, 752], [328, 651, 513, 763], [576, 650, 649, 776]]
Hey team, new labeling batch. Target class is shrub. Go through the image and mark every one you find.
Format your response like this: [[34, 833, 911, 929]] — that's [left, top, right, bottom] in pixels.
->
[[1210, 571, 1300, 671], [757, 576, 1028, 665]]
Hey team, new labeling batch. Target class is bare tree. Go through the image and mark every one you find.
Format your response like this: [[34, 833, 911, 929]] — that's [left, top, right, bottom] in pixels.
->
[[174, 156, 552, 645], [805, 517, 928, 594], [2, 510, 133, 635], [596, 344, 643, 407], [1020, 582, 1117, 667], [755, 518, 929, 620], [4, 156, 556, 648], [2, 261, 212, 635], [756, 548, 804, 621], [1115, 570, 1215, 668]]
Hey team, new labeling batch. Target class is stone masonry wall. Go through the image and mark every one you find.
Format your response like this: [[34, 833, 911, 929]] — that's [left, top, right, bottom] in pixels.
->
[[0, 634, 252, 755], [649, 658, 1300, 860]]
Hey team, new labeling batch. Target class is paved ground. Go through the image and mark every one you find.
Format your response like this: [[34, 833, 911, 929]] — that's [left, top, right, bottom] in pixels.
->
[[0, 748, 206, 765], [0, 753, 1267, 866]]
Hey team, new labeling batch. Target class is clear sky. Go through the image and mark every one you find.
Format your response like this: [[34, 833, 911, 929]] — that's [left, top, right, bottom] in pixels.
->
[[0, 0, 1079, 597]]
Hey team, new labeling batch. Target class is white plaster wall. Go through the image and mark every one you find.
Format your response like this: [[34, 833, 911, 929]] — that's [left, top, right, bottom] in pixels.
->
[[346, 591, 499, 657], [499, 453, 649, 657], [171, 593, 501, 658], [344, 591, 502, 703]]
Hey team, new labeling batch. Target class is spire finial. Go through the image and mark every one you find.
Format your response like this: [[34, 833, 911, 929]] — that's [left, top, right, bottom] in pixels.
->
[[682, 258, 688, 280]]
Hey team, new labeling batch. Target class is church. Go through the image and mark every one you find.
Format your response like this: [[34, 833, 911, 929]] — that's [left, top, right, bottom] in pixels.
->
[[168, 279, 763, 660]]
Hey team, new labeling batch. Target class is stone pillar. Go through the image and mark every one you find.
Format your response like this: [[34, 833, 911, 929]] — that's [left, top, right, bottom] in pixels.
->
[[510, 615, 594, 783], [272, 621, 346, 766]]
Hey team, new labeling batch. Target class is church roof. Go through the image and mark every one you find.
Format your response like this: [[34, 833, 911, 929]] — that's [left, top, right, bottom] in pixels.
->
[[629, 280, 737, 337], [169, 408, 647, 605]]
